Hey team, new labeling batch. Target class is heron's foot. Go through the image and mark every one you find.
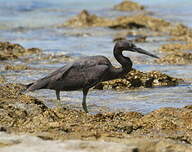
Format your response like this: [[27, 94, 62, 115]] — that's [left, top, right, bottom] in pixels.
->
[[56, 99, 63, 107]]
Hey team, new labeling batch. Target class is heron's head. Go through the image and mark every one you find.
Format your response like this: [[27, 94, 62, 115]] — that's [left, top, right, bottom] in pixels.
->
[[115, 40, 159, 58]]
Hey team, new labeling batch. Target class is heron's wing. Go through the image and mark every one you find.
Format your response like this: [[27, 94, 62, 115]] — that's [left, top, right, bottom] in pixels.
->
[[56, 57, 111, 87], [27, 56, 111, 91], [83, 64, 110, 84], [26, 63, 73, 91], [46, 63, 73, 81]]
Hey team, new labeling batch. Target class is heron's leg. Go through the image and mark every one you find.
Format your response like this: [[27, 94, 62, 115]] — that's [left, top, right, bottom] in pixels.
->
[[82, 88, 89, 113], [55, 90, 63, 107], [56, 90, 60, 100]]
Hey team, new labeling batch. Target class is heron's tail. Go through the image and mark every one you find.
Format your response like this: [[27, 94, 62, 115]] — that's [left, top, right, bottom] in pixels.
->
[[16, 82, 34, 96], [25, 79, 49, 92], [20, 82, 35, 94], [26, 83, 34, 89]]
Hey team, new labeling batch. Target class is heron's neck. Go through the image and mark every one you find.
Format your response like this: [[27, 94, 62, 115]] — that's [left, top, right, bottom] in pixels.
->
[[113, 48, 132, 73], [104, 48, 132, 81]]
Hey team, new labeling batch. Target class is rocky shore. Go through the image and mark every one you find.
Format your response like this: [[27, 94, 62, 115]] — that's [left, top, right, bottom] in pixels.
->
[[0, 83, 192, 151], [1, 0, 192, 152], [0, 42, 41, 60], [95, 69, 183, 90]]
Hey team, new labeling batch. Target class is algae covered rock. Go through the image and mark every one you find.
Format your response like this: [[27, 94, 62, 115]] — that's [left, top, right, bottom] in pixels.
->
[[0, 83, 26, 99], [62, 10, 170, 32], [0, 41, 24, 60], [156, 42, 192, 64], [133, 107, 192, 144], [1, 87, 192, 146], [0, 83, 47, 132], [114, 0, 144, 11], [168, 24, 192, 42], [61, 10, 111, 27], [156, 52, 192, 64], [110, 15, 170, 31], [0, 105, 192, 151], [169, 24, 190, 37], [0, 83, 46, 107], [0, 41, 41, 60], [0, 83, 192, 150], [4, 64, 30, 71], [159, 43, 192, 52], [94, 69, 182, 90]]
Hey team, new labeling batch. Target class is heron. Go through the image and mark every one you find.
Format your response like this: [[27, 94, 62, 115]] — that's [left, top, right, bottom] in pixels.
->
[[26, 40, 158, 113]]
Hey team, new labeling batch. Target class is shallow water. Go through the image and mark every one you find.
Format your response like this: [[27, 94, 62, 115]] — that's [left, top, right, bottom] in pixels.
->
[[1, 0, 192, 114]]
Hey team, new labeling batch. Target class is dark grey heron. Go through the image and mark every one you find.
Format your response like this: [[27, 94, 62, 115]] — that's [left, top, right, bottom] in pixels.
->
[[26, 40, 158, 113]]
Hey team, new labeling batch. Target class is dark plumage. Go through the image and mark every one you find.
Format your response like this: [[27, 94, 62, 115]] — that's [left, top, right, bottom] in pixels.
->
[[26, 40, 158, 113]]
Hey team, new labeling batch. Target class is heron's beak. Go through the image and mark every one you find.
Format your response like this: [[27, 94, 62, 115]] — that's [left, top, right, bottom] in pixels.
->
[[131, 47, 159, 58]]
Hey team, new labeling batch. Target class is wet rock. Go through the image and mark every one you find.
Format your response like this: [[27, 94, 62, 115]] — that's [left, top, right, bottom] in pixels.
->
[[110, 15, 170, 31], [0, 83, 26, 99], [94, 69, 183, 90], [113, 16, 192, 38], [146, 71, 183, 86], [159, 43, 192, 52], [2, 105, 134, 140], [60, 10, 111, 27], [27, 48, 42, 54], [4, 64, 30, 71], [171, 34, 192, 42], [168, 24, 192, 42], [133, 107, 192, 144], [109, 21, 146, 30], [62, 10, 170, 31], [156, 42, 192, 64], [0, 83, 47, 108], [0, 82, 192, 151], [0, 83, 47, 132], [114, 0, 144, 11], [0, 94, 192, 151], [156, 52, 192, 64], [0, 88, 143, 139], [169, 24, 190, 37], [184, 105, 192, 109], [0, 42, 41, 60]]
